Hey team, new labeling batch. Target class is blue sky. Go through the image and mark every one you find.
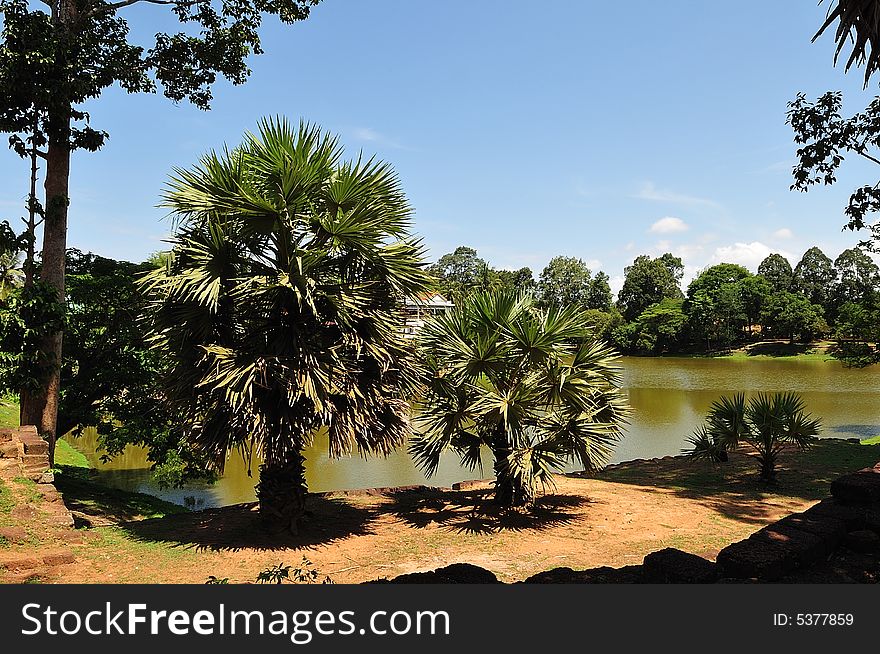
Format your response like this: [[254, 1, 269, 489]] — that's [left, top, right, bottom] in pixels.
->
[[3, 0, 880, 295]]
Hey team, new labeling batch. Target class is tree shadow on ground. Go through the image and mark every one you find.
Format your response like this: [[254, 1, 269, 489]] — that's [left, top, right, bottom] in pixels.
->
[[580, 441, 880, 526], [118, 496, 380, 552], [386, 487, 591, 535], [744, 341, 818, 357]]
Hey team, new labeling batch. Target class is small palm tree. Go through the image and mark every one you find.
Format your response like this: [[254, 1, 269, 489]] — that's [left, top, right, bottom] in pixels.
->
[[144, 118, 431, 533], [685, 392, 821, 483], [411, 291, 630, 506]]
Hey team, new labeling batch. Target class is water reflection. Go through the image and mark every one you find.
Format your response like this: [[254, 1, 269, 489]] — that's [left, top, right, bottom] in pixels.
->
[[65, 356, 880, 508]]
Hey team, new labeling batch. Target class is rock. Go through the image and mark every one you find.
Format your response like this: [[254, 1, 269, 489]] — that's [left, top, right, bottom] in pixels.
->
[[0, 556, 43, 572], [524, 565, 644, 584], [11, 505, 37, 521], [0, 442, 19, 458], [389, 563, 500, 584], [22, 439, 48, 455], [754, 523, 827, 566], [643, 548, 718, 583], [842, 529, 880, 554], [37, 471, 55, 484], [715, 537, 798, 581], [41, 550, 75, 566], [830, 468, 880, 504], [0, 527, 28, 544], [802, 499, 866, 532]]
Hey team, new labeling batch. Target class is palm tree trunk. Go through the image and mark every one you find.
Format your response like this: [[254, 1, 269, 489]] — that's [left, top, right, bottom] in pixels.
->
[[492, 428, 532, 507], [257, 449, 308, 534]]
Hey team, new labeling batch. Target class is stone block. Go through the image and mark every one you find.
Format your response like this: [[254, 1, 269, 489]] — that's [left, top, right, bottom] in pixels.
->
[[22, 439, 48, 455], [0, 527, 28, 544], [802, 499, 866, 532], [752, 524, 826, 567], [830, 468, 880, 504], [643, 547, 718, 583], [388, 563, 500, 584], [843, 530, 880, 554], [41, 551, 75, 566], [716, 537, 798, 581], [524, 565, 644, 584], [773, 511, 847, 552]]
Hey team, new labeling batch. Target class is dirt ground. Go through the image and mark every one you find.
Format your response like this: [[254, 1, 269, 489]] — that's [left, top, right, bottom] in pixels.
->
[[2, 440, 878, 584]]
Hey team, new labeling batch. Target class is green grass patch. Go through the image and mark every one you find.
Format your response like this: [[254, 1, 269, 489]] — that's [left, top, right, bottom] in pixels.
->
[[0, 479, 13, 514], [0, 399, 19, 429], [55, 438, 91, 469], [861, 434, 880, 445]]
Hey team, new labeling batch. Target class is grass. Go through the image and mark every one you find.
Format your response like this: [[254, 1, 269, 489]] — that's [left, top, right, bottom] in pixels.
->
[[55, 438, 90, 468], [0, 398, 19, 429], [0, 479, 13, 514], [861, 434, 880, 445], [601, 438, 880, 503]]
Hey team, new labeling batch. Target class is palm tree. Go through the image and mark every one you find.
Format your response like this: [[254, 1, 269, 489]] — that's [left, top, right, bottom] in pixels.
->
[[814, 0, 880, 86], [685, 392, 821, 483], [411, 291, 630, 507], [143, 118, 432, 534]]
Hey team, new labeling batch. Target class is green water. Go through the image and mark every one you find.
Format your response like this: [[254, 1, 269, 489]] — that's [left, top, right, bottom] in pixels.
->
[[65, 356, 880, 508]]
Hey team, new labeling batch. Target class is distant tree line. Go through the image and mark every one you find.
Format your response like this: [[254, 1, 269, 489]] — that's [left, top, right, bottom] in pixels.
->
[[428, 244, 880, 362]]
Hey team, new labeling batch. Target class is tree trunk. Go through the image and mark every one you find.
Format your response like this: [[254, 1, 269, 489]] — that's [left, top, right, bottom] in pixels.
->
[[257, 449, 308, 534], [492, 429, 533, 507], [20, 125, 70, 466], [20, 0, 77, 465]]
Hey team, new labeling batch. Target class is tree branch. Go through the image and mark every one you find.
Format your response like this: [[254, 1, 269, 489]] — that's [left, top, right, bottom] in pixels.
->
[[88, 0, 199, 18], [856, 148, 880, 167]]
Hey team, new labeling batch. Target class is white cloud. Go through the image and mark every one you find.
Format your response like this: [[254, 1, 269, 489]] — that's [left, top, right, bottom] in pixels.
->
[[708, 241, 793, 271], [649, 216, 689, 234], [350, 127, 408, 150], [772, 227, 793, 239], [635, 182, 721, 208]]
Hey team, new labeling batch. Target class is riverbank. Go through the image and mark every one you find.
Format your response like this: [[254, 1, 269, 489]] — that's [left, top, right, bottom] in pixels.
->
[[3, 437, 879, 583], [656, 339, 838, 361]]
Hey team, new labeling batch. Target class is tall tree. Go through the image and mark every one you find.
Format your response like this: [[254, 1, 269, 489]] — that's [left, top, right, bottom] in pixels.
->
[[145, 119, 431, 533], [0, 0, 320, 461], [832, 246, 879, 309], [757, 253, 793, 294], [429, 246, 488, 300], [616, 253, 684, 321], [792, 247, 837, 310], [587, 271, 613, 312], [537, 256, 594, 308]]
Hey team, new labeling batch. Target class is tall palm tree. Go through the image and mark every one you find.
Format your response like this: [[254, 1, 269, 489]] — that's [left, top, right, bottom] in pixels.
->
[[143, 118, 432, 534], [411, 291, 630, 506], [685, 392, 821, 483]]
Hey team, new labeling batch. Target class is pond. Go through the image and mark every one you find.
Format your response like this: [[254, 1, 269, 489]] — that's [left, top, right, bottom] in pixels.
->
[[64, 356, 880, 508]]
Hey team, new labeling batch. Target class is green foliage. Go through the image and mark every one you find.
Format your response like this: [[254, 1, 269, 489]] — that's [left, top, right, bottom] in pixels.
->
[[0, 0, 320, 153], [146, 118, 431, 531], [631, 298, 687, 354], [757, 253, 793, 293], [205, 576, 229, 584], [256, 557, 332, 584], [617, 253, 684, 321], [788, 91, 880, 250], [685, 392, 821, 482], [761, 291, 827, 343], [0, 280, 65, 396], [412, 291, 630, 506], [428, 246, 535, 301]]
